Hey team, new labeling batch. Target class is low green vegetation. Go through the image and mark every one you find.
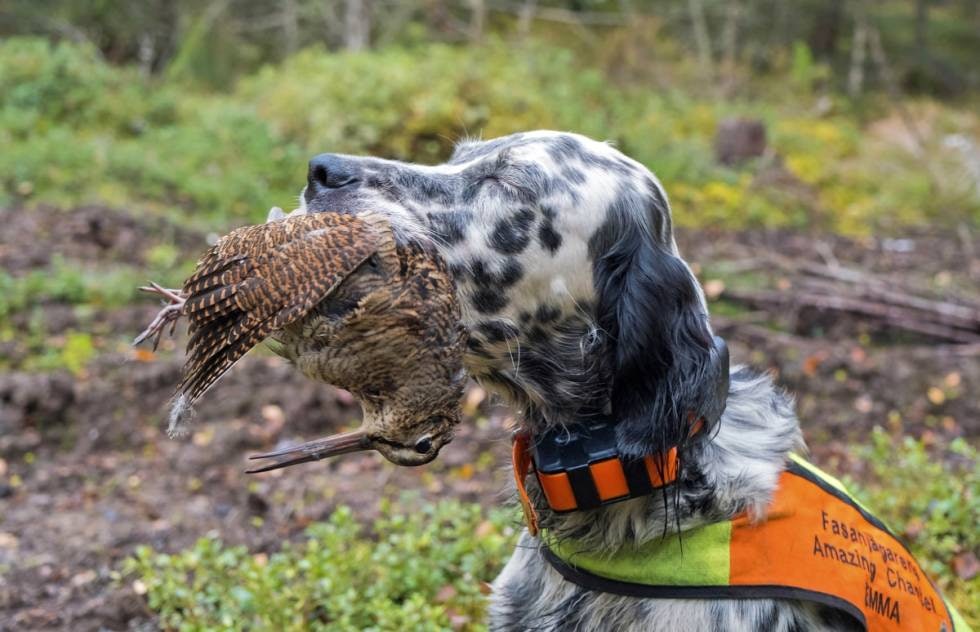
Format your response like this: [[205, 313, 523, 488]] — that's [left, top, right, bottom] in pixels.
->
[[124, 499, 518, 631], [0, 258, 163, 320], [2, 37, 978, 234], [127, 434, 977, 630], [0, 256, 188, 372]]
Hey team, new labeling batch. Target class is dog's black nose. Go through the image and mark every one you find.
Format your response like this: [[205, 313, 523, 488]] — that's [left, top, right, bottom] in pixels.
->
[[307, 154, 361, 191]]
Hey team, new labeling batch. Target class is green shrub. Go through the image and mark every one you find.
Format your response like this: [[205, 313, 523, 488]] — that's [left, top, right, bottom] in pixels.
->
[[238, 42, 611, 164], [20, 329, 98, 375], [0, 256, 190, 371], [103, 98, 302, 221], [0, 37, 177, 137], [846, 428, 979, 626], [0, 37, 299, 225], [1, 36, 977, 232], [124, 499, 518, 631]]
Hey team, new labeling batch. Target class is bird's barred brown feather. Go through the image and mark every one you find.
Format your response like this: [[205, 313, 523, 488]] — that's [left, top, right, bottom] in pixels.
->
[[167, 213, 393, 435], [182, 315, 275, 401]]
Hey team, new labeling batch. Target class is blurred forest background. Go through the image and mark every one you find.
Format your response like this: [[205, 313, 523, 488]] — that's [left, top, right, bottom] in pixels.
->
[[0, 1, 977, 630]]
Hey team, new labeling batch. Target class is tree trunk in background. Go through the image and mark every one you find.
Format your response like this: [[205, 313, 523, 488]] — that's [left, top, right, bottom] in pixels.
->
[[468, 0, 486, 43], [138, 32, 155, 78], [283, 0, 299, 55], [807, 0, 843, 60], [687, 0, 713, 77], [964, 0, 980, 23], [848, 3, 868, 97], [344, 0, 370, 51], [767, 0, 787, 61], [722, 0, 740, 81], [518, 0, 537, 40], [868, 24, 925, 152], [316, 0, 342, 49], [914, 0, 929, 51]]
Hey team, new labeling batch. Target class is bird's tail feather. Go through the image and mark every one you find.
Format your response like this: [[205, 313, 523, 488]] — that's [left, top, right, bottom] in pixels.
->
[[167, 392, 196, 438]]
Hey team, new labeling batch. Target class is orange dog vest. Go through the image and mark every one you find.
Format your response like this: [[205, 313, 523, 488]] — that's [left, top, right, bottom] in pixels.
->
[[533, 455, 970, 632]]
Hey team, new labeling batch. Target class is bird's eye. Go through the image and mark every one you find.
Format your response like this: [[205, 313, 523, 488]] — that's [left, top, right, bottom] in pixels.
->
[[414, 437, 433, 454], [367, 255, 380, 269]]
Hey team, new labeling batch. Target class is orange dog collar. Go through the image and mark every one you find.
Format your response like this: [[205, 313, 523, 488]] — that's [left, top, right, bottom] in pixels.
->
[[512, 419, 701, 536], [512, 336, 728, 535]]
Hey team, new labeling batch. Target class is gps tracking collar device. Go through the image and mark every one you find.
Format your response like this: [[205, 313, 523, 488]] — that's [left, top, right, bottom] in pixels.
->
[[513, 336, 730, 533]]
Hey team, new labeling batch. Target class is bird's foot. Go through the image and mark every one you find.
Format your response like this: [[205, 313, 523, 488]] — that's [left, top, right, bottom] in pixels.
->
[[134, 282, 187, 350]]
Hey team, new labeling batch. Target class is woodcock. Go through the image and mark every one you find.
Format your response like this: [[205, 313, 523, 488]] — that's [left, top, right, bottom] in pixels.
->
[[134, 211, 468, 471]]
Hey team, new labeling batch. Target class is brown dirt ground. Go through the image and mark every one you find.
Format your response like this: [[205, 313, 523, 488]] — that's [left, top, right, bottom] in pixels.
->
[[0, 206, 977, 630]]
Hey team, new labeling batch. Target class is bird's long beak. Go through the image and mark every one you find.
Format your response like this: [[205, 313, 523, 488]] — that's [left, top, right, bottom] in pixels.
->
[[246, 429, 371, 473]]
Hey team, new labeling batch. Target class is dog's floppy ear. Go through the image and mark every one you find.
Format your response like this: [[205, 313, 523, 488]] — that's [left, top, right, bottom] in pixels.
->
[[591, 188, 726, 457]]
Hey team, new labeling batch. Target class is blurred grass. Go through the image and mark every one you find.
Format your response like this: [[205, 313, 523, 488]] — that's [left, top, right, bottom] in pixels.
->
[[2, 36, 978, 234]]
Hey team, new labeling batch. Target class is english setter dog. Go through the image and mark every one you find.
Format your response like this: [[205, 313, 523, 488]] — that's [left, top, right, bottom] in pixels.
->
[[291, 131, 858, 631]]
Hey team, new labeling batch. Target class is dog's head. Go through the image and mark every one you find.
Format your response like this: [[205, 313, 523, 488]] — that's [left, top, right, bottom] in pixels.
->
[[297, 131, 725, 458]]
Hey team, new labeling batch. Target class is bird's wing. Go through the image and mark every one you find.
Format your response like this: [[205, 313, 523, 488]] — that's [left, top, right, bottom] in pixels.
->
[[176, 212, 392, 404]]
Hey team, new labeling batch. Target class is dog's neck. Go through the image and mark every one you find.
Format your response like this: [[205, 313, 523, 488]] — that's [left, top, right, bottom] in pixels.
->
[[522, 366, 804, 551]]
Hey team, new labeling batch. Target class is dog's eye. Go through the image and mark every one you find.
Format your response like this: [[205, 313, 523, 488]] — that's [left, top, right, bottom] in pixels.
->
[[414, 437, 433, 454]]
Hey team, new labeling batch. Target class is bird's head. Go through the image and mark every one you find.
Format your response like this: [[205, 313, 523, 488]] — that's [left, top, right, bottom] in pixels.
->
[[358, 387, 464, 465], [246, 374, 465, 471]]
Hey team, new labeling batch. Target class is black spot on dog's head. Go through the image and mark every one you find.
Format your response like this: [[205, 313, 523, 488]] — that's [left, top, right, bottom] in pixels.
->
[[476, 320, 520, 343], [465, 258, 524, 314], [428, 210, 470, 245], [561, 167, 587, 185], [471, 289, 508, 314], [538, 206, 563, 253], [534, 303, 561, 323], [544, 135, 585, 163], [468, 258, 524, 290], [489, 208, 536, 255]]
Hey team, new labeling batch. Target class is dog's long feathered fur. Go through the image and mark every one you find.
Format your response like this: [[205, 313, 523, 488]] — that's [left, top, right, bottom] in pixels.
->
[[295, 131, 862, 631]]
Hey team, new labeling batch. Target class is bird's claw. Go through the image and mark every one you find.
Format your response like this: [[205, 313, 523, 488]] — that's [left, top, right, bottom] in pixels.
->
[[139, 282, 184, 303], [133, 282, 187, 350]]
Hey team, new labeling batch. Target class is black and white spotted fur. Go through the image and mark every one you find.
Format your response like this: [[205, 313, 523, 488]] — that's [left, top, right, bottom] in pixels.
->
[[292, 131, 861, 631]]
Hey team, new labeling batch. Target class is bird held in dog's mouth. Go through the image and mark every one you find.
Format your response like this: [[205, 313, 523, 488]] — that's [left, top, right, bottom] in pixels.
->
[[134, 209, 468, 471]]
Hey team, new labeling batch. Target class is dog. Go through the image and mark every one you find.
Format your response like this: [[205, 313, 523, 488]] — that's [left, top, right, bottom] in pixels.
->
[[292, 131, 899, 631]]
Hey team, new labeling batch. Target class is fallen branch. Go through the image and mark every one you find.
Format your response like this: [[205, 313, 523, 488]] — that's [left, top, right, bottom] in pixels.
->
[[723, 287, 980, 344], [770, 255, 980, 319], [710, 315, 822, 350]]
